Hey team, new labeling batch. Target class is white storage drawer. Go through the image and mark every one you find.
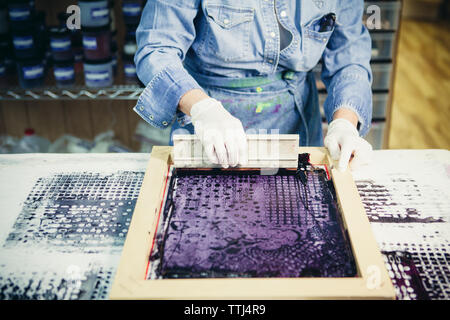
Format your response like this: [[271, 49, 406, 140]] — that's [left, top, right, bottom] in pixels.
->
[[314, 62, 393, 91], [318, 92, 389, 120], [371, 63, 392, 90], [371, 32, 396, 60]]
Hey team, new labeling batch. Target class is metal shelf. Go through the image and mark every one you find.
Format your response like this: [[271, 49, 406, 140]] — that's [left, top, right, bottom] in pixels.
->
[[0, 85, 144, 101]]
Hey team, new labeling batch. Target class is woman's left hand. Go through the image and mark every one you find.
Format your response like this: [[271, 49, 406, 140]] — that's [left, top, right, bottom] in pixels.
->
[[324, 118, 373, 172]]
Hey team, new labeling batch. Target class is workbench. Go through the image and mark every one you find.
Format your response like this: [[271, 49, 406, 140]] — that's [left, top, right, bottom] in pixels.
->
[[0, 150, 448, 300]]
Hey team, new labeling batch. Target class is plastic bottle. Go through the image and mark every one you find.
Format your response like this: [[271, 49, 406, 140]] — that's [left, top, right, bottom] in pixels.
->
[[14, 128, 51, 153]]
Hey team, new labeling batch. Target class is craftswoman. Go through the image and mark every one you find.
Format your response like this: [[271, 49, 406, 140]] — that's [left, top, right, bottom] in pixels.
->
[[133, 0, 373, 171]]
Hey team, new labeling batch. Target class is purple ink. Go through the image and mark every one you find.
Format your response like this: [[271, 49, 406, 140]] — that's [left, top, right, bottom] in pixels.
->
[[272, 104, 282, 113], [383, 251, 429, 300], [150, 168, 357, 279]]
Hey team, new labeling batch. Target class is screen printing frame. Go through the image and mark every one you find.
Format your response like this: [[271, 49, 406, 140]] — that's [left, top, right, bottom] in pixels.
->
[[110, 146, 395, 299]]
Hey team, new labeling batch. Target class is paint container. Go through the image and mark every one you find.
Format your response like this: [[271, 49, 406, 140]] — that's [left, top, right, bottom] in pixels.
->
[[79, 0, 110, 27], [7, 0, 34, 28], [11, 28, 37, 59], [82, 26, 111, 61], [16, 57, 45, 89], [123, 53, 139, 84], [83, 57, 113, 87], [53, 59, 75, 87], [123, 33, 137, 56], [49, 26, 73, 62], [122, 0, 143, 25]]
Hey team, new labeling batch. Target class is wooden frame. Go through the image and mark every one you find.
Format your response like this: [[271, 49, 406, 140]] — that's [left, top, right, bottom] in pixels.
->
[[173, 134, 299, 168], [110, 146, 395, 299]]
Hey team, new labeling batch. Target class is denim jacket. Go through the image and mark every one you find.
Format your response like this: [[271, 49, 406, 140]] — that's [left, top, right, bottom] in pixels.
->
[[134, 0, 373, 137]]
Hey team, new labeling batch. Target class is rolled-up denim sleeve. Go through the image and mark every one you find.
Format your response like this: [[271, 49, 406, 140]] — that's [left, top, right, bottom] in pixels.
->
[[133, 0, 202, 129], [321, 0, 373, 137]]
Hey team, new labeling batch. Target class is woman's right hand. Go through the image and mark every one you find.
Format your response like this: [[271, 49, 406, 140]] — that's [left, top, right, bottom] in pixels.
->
[[180, 92, 248, 168]]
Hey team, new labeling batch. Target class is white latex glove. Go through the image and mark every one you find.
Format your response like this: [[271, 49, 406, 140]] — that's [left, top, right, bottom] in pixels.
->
[[190, 98, 248, 168], [324, 118, 373, 172]]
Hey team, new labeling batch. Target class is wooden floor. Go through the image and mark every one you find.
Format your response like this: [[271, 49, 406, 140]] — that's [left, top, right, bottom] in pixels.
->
[[388, 19, 450, 149]]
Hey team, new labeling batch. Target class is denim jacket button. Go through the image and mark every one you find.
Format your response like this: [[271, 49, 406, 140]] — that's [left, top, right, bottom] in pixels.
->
[[149, 115, 154, 120], [162, 121, 168, 126], [139, 105, 144, 111]]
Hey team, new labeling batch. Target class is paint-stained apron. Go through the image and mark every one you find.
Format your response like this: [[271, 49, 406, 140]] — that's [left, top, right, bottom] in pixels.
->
[[171, 68, 323, 147]]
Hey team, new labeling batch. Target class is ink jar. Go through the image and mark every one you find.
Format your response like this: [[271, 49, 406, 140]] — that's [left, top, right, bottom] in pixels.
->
[[122, 0, 143, 25], [123, 33, 137, 56], [53, 59, 75, 87], [7, 0, 34, 29], [49, 26, 73, 62], [123, 53, 139, 84], [79, 0, 110, 27], [11, 28, 37, 59], [16, 57, 45, 89], [83, 57, 113, 87], [82, 26, 111, 61]]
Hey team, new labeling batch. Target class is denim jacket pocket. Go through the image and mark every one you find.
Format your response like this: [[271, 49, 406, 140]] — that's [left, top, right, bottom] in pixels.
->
[[302, 16, 335, 70], [204, 3, 254, 62]]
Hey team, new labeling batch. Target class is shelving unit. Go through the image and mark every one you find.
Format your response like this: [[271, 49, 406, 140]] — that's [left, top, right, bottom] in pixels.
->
[[316, 0, 402, 149], [0, 85, 143, 100], [0, 0, 402, 151]]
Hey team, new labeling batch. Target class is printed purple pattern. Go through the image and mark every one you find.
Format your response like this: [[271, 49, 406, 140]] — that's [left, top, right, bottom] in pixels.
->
[[383, 251, 430, 300], [150, 168, 357, 279]]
